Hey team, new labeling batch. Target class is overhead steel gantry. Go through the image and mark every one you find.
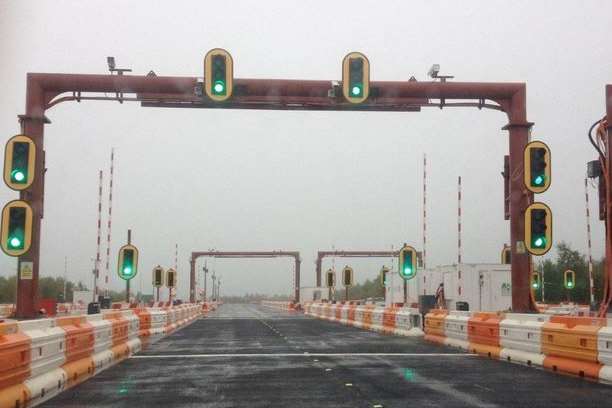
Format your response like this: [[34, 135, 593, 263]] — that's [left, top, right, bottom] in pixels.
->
[[189, 250, 301, 302], [13, 63, 536, 317], [315, 250, 399, 286]]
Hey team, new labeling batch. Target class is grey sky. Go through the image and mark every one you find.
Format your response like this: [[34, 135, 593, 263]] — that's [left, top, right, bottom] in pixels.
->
[[0, 0, 610, 298]]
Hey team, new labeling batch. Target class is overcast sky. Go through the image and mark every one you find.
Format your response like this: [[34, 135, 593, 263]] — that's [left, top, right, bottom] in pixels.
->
[[0, 1, 610, 299]]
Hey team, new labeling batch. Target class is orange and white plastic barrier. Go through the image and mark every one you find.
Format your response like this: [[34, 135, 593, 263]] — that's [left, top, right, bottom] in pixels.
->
[[0, 303, 202, 408], [260, 301, 300, 311], [303, 301, 423, 336], [424, 310, 612, 384]]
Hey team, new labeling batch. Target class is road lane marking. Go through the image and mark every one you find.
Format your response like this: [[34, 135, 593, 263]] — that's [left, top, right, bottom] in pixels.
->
[[132, 353, 476, 359]]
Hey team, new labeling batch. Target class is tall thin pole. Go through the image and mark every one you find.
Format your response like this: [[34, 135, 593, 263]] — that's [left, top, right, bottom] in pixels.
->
[[94, 170, 103, 301], [104, 148, 115, 295], [422, 154, 428, 296], [457, 176, 463, 297], [63, 256, 67, 302], [585, 178, 595, 304], [203, 261, 208, 302], [126, 229, 131, 303]]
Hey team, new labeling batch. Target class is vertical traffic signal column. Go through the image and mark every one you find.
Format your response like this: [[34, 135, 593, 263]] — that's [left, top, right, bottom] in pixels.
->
[[118, 243, 139, 302], [398, 245, 417, 304], [152, 265, 165, 302], [342, 52, 370, 104], [204, 48, 233, 102], [166, 268, 177, 304], [523, 141, 552, 308], [342, 266, 353, 301], [1, 134, 37, 317]]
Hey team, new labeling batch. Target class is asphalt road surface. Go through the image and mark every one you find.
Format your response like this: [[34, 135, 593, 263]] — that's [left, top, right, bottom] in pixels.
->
[[42, 304, 612, 407]]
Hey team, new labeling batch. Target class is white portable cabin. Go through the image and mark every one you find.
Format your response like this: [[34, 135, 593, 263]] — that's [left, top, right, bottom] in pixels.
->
[[386, 263, 511, 312]]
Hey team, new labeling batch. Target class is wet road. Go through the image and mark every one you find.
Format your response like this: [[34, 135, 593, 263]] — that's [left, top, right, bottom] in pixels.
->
[[43, 303, 612, 407]]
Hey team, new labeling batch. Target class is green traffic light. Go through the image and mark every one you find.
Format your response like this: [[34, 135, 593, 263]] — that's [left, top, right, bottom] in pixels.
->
[[8, 236, 21, 249], [534, 237, 545, 248], [351, 85, 362, 96], [11, 169, 26, 183], [123, 266, 132, 275], [213, 81, 225, 95], [534, 175, 544, 186], [532, 282, 539, 289], [567, 281, 574, 288]]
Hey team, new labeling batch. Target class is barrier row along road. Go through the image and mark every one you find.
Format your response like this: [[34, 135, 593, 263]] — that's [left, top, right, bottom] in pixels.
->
[[425, 310, 612, 384], [0, 303, 215, 408], [262, 301, 424, 337], [262, 301, 612, 385]]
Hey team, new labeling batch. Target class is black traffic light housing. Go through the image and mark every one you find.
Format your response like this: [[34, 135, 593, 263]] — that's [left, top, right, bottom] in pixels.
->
[[501, 246, 511, 264], [564, 270, 576, 289], [204, 48, 233, 102], [166, 268, 177, 288], [0, 200, 33, 256], [342, 52, 370, 104], [117, 244, 139, 280], [153, 265, 165, 287], [525, 202, 552, 255], [342, 266, 354, 287], [524, 141, 551, 193], [380, 266, 390, 287], [4, 135, 35, 191], [531, 272, 541, 290], [325, 269, 335, 288], [398, 244, 417, 280]]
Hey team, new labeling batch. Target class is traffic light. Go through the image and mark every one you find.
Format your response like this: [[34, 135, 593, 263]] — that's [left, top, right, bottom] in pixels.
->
[[525, 202, 552, 255], [342, 266, 354, 287], [0, 200, 33, 256], [398, 245, 417, 280], [501, 246, 511, 264], [4, 135, 35, 190], [325, 269, 335, 288], [531, 272, 541, 290], [564, 270, 576, 289], [524, 141, 551, 193], [204, 48, 233, 102], [380, 266, 390, 287], [152, 265, 165, 287], [342, 52, 370, 104], [117, 244, 139, 280], [166, 268, 177, 288]]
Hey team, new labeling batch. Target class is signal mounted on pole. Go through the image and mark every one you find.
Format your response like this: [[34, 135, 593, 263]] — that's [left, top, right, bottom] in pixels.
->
[[4, 135, 35, 191], [525, 202, 552, 255], [325, 268, 335, 288], [531, 272, 541, 290], [524, 141, 551, 193], [0, 200, 33, 256], [204, 48, 234, 102], [398, 244, 417, 280], [380, 265, 390, 287], [342, 265, 354, 287], [564, 269, 576, 289], [118, 244, 139, 280], [166, 268, 177, 288], [152, 265, 165, 287]]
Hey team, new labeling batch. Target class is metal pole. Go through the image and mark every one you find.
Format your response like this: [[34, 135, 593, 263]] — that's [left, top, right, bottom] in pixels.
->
[[126, 230, 131, 303], [585, 178, 595, 305], [63, 256, 67, 302], [94, 170, 103, 302], [203, 262, 208, 302], [457, 176, 463, 297], [403, 280, 407, 305], [541, 263, 546, 303]]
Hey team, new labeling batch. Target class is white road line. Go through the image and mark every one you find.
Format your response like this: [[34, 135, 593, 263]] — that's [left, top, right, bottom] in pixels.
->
[[132, 353, 476, 359]]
